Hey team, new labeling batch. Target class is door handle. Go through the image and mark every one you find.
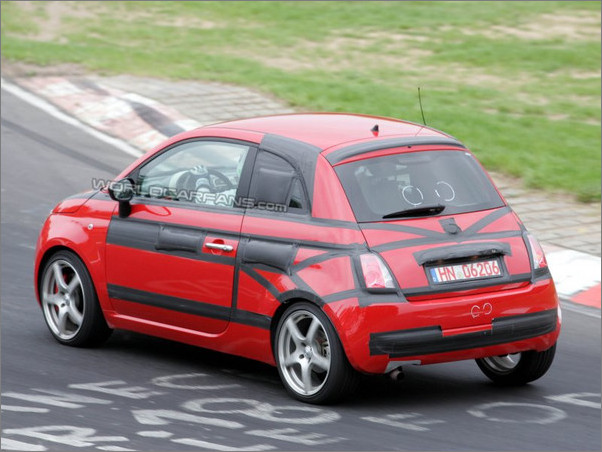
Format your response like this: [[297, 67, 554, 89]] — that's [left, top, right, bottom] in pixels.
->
[[205, 242, 234, 252]]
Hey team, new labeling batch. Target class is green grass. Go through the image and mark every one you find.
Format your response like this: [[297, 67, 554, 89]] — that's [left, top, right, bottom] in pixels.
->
[[1, 1, 600, 200]]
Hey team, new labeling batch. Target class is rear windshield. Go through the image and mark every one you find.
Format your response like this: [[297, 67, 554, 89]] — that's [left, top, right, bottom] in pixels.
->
[[334, 150, 504, 222]]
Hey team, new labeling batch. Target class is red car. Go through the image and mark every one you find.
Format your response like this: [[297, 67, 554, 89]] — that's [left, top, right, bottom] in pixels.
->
[[35, 113, 560, 403]]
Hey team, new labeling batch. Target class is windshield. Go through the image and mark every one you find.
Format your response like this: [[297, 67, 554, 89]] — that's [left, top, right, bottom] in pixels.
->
[[334, 150, 504, 222]]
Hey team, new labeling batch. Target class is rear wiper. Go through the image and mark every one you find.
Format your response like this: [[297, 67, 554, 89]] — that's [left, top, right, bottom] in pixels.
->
[[382, 204, 446, 219]]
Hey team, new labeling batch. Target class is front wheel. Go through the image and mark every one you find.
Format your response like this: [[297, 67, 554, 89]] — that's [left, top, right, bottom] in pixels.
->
[[275, 302, 357, 404], [40, 250, 112, 347], [476, 344, 556, 386]]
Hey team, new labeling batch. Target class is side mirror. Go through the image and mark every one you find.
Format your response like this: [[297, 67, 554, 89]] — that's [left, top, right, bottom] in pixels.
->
[[108, 178, 135, 218]]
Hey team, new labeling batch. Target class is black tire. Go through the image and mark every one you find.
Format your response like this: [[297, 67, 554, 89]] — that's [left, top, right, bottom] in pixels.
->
[[39, 250, 112, 347], [274, 302, 357, 404], [476, 344, 556, 386]]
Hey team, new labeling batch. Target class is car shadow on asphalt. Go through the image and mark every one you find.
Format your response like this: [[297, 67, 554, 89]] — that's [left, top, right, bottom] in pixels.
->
[[100, 329, 547, 408]]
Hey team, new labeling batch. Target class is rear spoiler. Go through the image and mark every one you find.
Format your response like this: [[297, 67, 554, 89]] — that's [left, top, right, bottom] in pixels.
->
[[325, 136, 465, 165]]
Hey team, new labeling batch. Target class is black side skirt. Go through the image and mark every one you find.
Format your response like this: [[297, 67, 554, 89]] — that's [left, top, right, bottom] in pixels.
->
[[107, 284, 271, 330]]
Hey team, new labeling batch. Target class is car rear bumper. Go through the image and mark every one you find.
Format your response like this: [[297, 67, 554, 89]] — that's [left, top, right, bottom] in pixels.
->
[[369, 308, 557, 358], [324, 277, 560, 374]]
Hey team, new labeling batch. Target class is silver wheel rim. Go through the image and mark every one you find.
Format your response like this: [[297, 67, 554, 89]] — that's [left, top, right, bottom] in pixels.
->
[[483, 353, 521, 373], [277, 310, 331, 396], [41, 259, 85, 340]]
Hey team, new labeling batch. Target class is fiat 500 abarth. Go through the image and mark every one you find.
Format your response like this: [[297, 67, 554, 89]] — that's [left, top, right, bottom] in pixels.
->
[[35, 113, 560, 403]]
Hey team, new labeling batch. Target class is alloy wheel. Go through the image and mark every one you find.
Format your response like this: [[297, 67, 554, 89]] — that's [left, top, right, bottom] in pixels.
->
[[277, 310, 331, 396], [41, 259, 85, 340]]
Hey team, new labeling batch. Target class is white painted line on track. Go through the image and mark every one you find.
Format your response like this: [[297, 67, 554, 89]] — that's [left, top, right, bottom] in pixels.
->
[[136, 430, 173, 438], [1, 438, 47, 451], [172, 437, 275, 451], [96, 446, 135, 451], [1, 405, 49, 413], [1, 77, 143, 158]]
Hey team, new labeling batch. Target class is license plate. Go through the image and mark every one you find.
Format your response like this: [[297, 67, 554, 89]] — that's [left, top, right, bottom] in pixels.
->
[[429, 259, 502, 284]]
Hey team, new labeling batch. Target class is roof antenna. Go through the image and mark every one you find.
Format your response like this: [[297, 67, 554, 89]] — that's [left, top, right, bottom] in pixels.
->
[[371, 124, 379, 136], [418, 87, 427, 126]]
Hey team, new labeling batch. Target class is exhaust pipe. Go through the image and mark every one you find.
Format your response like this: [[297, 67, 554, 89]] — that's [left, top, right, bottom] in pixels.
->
[[388, 367, 404, 381]]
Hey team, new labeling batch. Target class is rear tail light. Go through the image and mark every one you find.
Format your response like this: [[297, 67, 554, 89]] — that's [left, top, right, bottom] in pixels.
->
[[526, 233, 548, 269], [359, 253, 395, 290]]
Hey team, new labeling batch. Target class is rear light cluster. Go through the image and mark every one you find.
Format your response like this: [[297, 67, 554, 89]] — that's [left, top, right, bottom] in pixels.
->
[[359, 253, 395, 290], [526, 233, 548, 269]]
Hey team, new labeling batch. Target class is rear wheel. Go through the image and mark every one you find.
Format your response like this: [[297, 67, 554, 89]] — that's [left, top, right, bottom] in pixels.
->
[[476, 344, 556, 385], [40, 250, 112, 347], [275, 302, 357, 404]]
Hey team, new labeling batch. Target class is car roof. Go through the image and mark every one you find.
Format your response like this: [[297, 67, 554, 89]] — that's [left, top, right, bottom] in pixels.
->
[[205, 113, 451, 152]]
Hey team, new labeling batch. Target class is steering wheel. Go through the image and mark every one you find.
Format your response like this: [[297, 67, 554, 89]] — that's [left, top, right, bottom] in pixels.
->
[[206, 169, 235, 192], [175, 168, 234, 195]]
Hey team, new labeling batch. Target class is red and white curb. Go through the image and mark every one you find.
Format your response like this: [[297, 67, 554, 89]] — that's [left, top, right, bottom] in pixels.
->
[[14, 76, 200, 152], [1, 77, 142, 158], [544, 245, 601, 310]]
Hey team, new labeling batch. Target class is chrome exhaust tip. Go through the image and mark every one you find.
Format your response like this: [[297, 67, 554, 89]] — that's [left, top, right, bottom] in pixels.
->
[[388, 367, 404, 381]]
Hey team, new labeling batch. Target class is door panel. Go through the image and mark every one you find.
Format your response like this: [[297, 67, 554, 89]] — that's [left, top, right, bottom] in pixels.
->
[[105, 139, 254, 335], [106, 205, 242, 334]]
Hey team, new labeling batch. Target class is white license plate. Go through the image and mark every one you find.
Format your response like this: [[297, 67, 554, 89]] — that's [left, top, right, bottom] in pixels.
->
[[429, 259, 502, 284]]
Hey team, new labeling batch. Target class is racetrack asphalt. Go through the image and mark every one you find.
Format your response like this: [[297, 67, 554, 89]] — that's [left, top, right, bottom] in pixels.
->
[[1, 88, 601, 451]]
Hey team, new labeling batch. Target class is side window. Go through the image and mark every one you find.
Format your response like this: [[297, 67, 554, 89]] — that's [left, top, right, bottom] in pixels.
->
[[288, 179, 305, 209], [136, 140, 250, 208], [249, 151, 308, 213]]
